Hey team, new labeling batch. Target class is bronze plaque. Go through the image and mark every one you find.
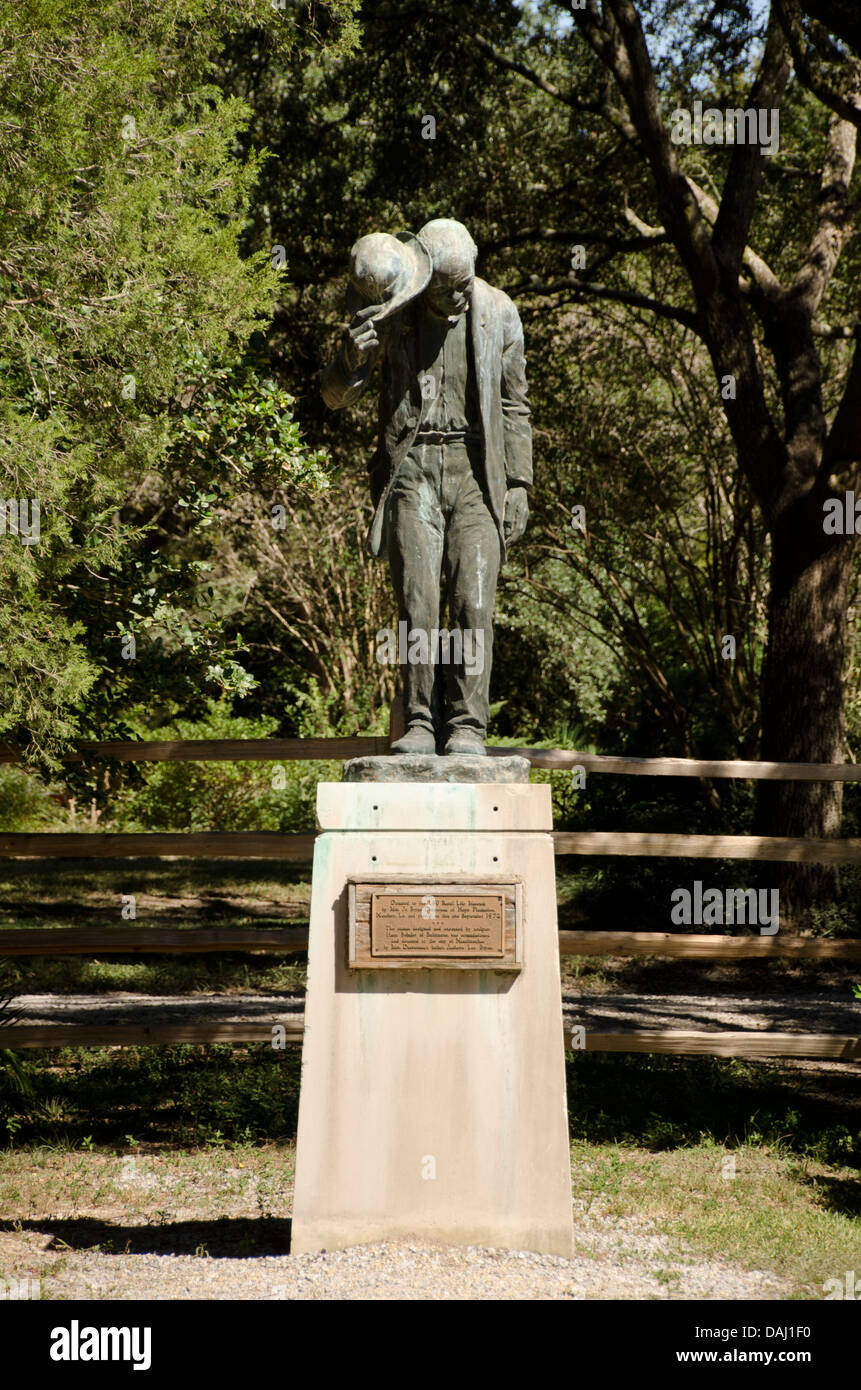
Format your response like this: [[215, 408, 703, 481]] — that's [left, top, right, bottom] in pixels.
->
[[371, 892, 505, 958]]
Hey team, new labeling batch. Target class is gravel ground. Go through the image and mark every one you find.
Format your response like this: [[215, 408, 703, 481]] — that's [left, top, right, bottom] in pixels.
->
[[2, 1207, 800, 1301], [5, 984, 852, 1299], [562, 989, 861, 1034], [14, 988, 860, 1035]]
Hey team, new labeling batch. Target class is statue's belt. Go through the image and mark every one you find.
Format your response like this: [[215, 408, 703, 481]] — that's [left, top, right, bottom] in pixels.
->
[[412, 428, 482, 445]]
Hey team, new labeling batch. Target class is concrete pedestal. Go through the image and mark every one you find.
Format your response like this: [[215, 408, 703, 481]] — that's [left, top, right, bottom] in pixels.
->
[[290, 777, 573, 1256]]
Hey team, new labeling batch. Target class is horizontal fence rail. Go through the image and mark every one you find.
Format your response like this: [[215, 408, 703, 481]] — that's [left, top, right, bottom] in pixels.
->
[[0, 927, 860, 960], [3, 1020, 859, 1059], [3, 737, 861, 780], [0, 832, 317, 859], [552, 831, 861, 863], [579, 1032, 861, 1060], [0, 738, 390, 765], [4, 830, 861, 862], [3, 1021, 306, 1048], [0, 928, 311, 955], [561, 931, 861, 960], [508, 751, 861, 780], [2, 736, 859, 1062]]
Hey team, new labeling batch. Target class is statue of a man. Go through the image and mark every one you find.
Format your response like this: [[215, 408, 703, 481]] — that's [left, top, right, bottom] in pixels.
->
[[321, 218, 532, 755]]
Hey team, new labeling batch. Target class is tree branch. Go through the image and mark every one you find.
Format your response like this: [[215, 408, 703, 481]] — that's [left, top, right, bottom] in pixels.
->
[[573, 0, 719, 297], [685, 177, 783, 299], [470, 27, 640, 142], [824, 331, 861, 479], [482, 226, 669, 255], [511, 271, 700, 331], [775, 0, 861, 128], [571, 1, 787, 516], [470, 31, 581, 106], [711, 14, 792, 270], [791, 111, 857, 315]]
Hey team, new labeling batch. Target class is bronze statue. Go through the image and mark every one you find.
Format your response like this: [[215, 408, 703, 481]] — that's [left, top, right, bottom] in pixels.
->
[[322, 218, 532, 756]]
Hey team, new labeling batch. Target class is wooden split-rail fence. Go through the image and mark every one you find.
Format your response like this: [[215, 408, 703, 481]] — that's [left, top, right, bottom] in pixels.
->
[[0, 735, 859, 1061]]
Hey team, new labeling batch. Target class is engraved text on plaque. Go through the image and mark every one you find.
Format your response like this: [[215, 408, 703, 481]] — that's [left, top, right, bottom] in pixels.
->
[[347, 880, 521, 970], [371, 892, 505, 958]]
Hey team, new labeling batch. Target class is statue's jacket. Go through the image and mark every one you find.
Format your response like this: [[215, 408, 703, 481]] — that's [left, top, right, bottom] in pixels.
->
[[321, 277, 532, 558]]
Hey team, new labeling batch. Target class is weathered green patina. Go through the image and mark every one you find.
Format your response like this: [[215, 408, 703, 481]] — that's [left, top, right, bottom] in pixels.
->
[[322, 218, 532, 756]]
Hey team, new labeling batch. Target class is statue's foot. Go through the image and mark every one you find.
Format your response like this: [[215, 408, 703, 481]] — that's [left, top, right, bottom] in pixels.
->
[[443, 731, 486, 756], [390, 726, 436, 755]]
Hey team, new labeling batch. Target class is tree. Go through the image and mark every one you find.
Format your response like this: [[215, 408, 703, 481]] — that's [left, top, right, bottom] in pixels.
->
[[0, 0, 357, 761], [455, 0, 859, 910], [515, 299, 767, 771], [178, 0, 858, 919], [212, 470, 399, 731]]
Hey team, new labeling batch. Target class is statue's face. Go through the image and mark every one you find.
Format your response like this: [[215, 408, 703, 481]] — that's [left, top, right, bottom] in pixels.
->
[[424, 263, 474, 320]]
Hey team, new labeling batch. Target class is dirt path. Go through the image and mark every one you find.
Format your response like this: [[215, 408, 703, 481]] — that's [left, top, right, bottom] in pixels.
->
[[12, 987, 860, 1036]]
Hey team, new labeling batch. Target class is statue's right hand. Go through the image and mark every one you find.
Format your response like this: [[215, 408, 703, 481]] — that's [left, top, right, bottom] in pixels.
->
[[346, 303, 384, 360]]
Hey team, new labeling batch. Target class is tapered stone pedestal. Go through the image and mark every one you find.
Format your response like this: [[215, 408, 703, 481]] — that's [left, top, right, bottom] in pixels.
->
[[290, 765, 573, 1256]]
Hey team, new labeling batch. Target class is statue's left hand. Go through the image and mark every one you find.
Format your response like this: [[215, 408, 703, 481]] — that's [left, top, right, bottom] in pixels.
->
[[503, 486, 529, 546]]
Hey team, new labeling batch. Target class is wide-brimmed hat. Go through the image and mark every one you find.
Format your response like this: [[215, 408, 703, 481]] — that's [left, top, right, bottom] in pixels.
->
[[345, 230, 432, 322]]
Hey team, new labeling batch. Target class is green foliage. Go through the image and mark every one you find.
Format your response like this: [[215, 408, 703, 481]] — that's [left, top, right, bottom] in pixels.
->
[[5, 1042, 859, 1162], [0, 964, 33, 1103], [3, 1043, 302, 1148], [566, 1053, 861, 1168], [106, 696, 339, 832], [169, 349, 331, 509], [0, 766, 60, 831], [1, 0, 858, 921], [806, 899, 861, 940], [0, 0, 357, 760], [228, 0, 776, 775]]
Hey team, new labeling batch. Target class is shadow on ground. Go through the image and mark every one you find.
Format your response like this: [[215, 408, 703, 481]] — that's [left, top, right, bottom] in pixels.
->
[[566, 1053, 861, 1172], [2, 1215, 294, 1257], [799, 1174, 861, 1218]]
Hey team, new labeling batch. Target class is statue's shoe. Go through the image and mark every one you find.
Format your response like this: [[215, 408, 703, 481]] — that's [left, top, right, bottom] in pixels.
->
[[443, 731, 486, 756], [390, 727, 436, 755]]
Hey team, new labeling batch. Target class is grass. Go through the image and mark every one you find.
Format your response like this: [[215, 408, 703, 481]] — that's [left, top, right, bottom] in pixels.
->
[[0, 858, 311, 994], [0, 1048, 857, 1294], [1, 1143, 852, 1299], [569, 1140, 861, 1295], [3, 1045, 856, 1157], [0, 1044, 304, 1149], [0, 1143, 296, 1280], [1, 1139, 854, 1295], [566, 1052, 860, 1167], [0, 860, 858, 1295], [1, 954, 308, 996], [0, 1117, 856, 1296], [0, 857, 313, 911]]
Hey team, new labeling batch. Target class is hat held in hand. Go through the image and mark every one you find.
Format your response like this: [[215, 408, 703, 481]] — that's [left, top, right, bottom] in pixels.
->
[[345, 230, 432, 322]]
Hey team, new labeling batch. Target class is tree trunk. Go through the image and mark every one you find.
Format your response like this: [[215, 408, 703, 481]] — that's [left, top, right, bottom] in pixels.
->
[[755, 490, 855, 918]]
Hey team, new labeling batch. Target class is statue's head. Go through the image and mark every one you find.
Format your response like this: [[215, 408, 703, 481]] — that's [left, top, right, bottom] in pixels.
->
[[417, 218, 477, 320]]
